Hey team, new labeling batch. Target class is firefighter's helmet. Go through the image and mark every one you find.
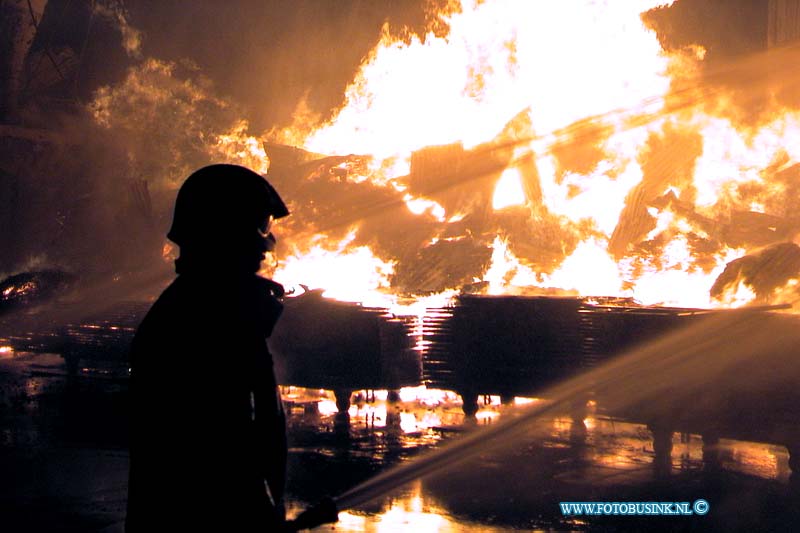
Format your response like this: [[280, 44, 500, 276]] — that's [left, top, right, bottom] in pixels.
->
[[167, 164, 289, 248]]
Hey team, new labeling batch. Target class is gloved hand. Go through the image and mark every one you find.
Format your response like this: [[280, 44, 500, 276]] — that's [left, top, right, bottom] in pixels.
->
[[284, 497, 338, 532]]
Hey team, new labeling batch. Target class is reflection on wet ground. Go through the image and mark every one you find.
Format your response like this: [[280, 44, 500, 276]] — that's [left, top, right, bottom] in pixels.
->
[[1, 353, 798, 532]]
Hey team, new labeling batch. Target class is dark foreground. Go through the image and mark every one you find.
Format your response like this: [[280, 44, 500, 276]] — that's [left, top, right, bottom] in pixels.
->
[[1, 352, 798, 532]]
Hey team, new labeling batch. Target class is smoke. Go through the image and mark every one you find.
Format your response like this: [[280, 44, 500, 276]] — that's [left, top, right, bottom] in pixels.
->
[[93, 0, 143, 59], [124, 0, 454, 131], [1, 0, 444, 282], [88, 57, 246, 186]]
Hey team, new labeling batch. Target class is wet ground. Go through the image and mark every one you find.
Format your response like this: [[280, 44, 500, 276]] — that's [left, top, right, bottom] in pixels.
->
[[1, 351, 799, 532]]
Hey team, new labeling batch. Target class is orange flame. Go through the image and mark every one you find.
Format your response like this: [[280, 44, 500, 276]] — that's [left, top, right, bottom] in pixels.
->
[[275, 1, 690, 304], [85, 0, 800, 312], [272, 230, 395, 307], [90, 4, 800, 310]]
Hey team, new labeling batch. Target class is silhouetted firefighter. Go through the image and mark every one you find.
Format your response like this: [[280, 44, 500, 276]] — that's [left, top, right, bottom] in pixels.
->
[[126, 164, 293, 531]]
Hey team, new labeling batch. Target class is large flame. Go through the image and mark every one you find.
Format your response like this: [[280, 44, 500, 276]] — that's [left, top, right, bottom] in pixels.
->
[[267, 0, 800, 310], [89, 2, 800, 310], [301, 0, 672, 156], [272, 230, 395, 306]]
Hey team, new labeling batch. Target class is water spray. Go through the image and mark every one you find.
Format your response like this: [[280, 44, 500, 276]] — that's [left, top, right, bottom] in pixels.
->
[[286, 308, 800, 530]]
